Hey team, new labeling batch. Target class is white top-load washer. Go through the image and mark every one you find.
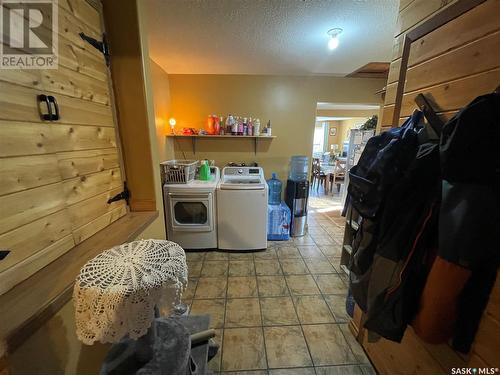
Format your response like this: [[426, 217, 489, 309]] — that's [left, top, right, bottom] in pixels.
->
[[164, 167, 219, 249], [217, 167, 268, 250]]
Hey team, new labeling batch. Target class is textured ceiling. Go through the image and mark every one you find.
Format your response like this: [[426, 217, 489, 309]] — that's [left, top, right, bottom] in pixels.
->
[[144, 0, 399, 75]]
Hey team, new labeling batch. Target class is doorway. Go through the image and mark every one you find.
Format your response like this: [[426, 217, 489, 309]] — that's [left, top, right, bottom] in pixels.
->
[[309, 102, 379, 216]]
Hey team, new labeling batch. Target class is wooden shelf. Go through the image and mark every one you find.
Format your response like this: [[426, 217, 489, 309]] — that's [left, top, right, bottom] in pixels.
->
[[166, 134, 276, 155], [166, 134, 276, 138]]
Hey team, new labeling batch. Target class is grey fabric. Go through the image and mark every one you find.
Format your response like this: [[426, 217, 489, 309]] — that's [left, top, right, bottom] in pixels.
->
[[101, 316, 215, 375], [138, 319, 191, 375]]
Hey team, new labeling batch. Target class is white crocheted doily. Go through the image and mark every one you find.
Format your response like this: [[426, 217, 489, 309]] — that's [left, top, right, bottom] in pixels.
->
[[73, 239, 188, 345]]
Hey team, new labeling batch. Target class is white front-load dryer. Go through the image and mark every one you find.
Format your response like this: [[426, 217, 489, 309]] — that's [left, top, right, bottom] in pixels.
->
[[164, 167, 219, 249]]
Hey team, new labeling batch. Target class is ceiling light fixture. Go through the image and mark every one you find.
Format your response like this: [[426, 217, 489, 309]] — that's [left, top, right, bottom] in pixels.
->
[[327, 28, 343, 50]]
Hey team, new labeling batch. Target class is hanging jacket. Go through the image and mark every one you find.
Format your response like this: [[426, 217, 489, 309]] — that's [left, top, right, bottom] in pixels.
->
[[412, 92, 500, 352], [347, 111, 423, 219], [363, 141, 440, 342], [348, 112, 424, 313], [348, 112, 444, 342]]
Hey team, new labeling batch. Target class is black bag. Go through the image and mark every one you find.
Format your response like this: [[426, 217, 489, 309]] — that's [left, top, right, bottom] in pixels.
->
[[348, 111, 423, 219]]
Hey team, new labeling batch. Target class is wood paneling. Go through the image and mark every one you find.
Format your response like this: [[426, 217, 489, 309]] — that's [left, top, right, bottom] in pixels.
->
[[405, 31, 500, 92], [54, 124, 117, 151], [400, 68, 500, 116], [396, 0, 455, 36], [0, 0, 128, 325], [57, 148, 119, 179], [384, 82, 398, 105], [0, 66, 109, 105], [0, 122, 116, 157], [392, 33, 405, 60], [41, 67, 110, 105], [0, 210, 72, 272], [62, 167, 122, 205], [72, 204, 127, 244], [408, 0, 500, 67], [387, 58, 402, 84], [380, 104, 395, 127], [67, 186, 124, 229], [0, 81, 113, 126], [0, 183, 67, 235], [0, 122, 59, 157], [59, 0, 103, 34], [0, 155, 61, 196], [58, 39, 108, 82], [0, 234, 75, 295]]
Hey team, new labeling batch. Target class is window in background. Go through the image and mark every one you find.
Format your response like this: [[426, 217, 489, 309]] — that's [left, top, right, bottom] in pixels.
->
[[313, 123, 327, 154]]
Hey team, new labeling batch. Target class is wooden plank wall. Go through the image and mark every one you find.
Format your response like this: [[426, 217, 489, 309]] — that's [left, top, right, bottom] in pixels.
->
[[362, 0, 500, 373], [0, 0, 126, 299], [378, 0, 458, 132]]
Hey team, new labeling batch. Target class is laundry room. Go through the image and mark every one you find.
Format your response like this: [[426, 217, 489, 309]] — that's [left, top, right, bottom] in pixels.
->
[[0, 0, 499, 375]]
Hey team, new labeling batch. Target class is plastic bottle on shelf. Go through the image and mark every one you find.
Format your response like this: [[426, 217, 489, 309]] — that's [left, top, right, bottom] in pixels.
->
[[248, 117, 254, 136], [237, 117, 244, 136], [243, 117, 248, 136], [226, 115, 236, 135], [266, 120, 272, 136], [232, 117, 238, 135], [254, 118, 261, 136], [219, 116, 225, 135], [206, 115, 215, 135], [214, 116, 221, 135]]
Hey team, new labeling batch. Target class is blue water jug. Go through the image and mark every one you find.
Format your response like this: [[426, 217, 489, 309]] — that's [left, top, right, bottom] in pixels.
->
[[267, 173, 282, 205], [267, 202, 291, 241]]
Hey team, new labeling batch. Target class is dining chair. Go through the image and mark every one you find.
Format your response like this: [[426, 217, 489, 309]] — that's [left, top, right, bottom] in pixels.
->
[[329, 158, 346, 194], [311, 158, 328, 191]]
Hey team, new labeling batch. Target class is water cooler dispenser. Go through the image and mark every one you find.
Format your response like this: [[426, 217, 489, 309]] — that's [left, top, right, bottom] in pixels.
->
[[285, 156, 310, 237], [285, 180, 309, 237]]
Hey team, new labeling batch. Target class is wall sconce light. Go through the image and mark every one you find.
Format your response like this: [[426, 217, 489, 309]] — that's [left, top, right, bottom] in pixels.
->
[[169, 118, 176, 134], [327, 28, 343, 50]]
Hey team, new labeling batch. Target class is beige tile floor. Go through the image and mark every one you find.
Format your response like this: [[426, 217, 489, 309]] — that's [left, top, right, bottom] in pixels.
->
[[183, 192, 377, 374]]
